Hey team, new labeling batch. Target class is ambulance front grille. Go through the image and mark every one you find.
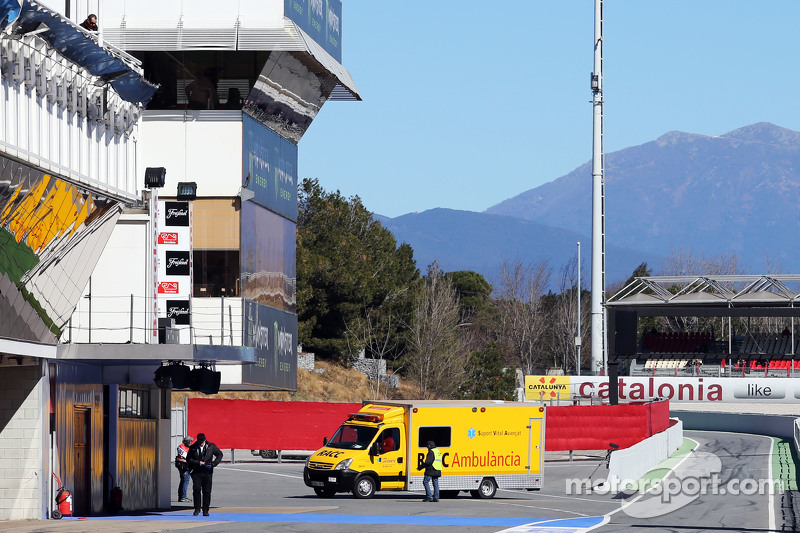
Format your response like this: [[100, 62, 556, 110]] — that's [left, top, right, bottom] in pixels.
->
[[309, 461, 334, 470]]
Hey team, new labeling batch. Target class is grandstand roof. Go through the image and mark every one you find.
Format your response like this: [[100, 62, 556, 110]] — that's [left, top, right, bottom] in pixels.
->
[[607, 275, 800, 317]]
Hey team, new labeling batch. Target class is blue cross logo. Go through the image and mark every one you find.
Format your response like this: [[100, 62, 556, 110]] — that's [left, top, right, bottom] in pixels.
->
[[468, 428, 476, 439]]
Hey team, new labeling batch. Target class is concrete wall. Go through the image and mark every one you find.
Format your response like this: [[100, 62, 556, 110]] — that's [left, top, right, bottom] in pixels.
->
[[673, 410, 798, 440], [0, 364, 45, 520]]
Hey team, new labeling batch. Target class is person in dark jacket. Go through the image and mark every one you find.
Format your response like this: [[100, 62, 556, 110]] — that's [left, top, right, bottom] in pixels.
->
[[80, 14, 98, 31], [419, 440, 442, 502], [186, 433, 224, 516]]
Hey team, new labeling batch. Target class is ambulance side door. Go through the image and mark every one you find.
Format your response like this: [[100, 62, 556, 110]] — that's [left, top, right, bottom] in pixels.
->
[[373, 427, 404, 490]]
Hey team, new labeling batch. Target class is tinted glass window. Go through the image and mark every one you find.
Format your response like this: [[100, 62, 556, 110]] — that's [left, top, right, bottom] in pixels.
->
[[418, 426, 451, 448]]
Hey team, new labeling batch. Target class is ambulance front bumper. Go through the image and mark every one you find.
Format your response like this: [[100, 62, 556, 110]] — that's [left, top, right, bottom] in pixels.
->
[[304, 466, 358, 492]]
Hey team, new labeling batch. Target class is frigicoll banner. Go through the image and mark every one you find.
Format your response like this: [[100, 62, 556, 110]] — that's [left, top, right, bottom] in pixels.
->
[[154, 198, 192, 335], [525, 375, 800, 403]]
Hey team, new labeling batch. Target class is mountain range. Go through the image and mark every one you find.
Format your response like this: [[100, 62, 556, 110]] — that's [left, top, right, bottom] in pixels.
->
[[380, 122, 800, 289]]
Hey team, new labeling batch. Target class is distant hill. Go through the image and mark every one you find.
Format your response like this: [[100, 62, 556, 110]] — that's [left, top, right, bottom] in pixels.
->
[[485, 122, 800, 273], [376, 122, 800, 288], [381, 208, 663, 288]]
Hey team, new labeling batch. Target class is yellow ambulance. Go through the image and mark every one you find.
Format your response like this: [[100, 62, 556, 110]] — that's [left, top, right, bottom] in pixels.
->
[[303, 400, 545, 499]]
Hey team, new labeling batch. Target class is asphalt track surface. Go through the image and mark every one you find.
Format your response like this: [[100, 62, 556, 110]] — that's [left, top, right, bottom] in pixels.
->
[[2, 430, 789, 532]]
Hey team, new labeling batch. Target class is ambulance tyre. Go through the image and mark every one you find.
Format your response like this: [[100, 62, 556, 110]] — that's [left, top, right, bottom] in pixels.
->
[[314, 487, 336, 498], [353, 475, 376, 499], [440, 490, 459, 498], [475, 478, 497, 499]]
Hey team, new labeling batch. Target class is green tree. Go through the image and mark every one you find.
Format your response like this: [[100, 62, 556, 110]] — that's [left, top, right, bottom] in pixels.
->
[[460, 342, 516, 400], [297, 178, 419, 361], [446, 270, 493, 321]]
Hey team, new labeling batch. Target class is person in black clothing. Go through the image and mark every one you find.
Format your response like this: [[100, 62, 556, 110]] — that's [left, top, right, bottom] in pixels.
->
[[186, 433, 223, 516], [80, 14, 98, 31], [419, 440, 442, 502]]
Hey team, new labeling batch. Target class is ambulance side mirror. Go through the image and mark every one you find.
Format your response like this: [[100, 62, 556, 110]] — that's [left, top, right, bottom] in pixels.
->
[[323, 437, 328, 446], [369, 443, 379, 456]]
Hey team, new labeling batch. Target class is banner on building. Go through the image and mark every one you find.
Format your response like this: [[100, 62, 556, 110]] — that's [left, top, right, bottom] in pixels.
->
[[525, 375, 800, 403], [153, 199, 192, 338], [242, 300, 297, 390], [284, 0, 342, 62], [242, 115, 298, 222]]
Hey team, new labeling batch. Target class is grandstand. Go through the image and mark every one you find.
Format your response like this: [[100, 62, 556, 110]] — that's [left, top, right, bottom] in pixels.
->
[[606, 275, 800, 377]]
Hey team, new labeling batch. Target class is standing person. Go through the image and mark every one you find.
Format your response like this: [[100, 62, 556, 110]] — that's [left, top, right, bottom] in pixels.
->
[[186, 433, 223, 516], [419, 440, 442, 502], [175, 436, 193, 502], [80, 14, 98, 31]]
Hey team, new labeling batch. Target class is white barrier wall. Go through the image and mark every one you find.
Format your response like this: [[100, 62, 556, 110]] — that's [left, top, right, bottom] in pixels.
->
[[606, 419, 683, 488], [795, 419, 800, 458]]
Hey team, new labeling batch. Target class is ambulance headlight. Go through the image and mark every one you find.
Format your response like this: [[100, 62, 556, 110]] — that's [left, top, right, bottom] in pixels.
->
[[334, 458, 353, 471]]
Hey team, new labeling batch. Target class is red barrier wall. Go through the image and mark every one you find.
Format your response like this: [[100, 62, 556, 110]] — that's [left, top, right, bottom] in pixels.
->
[[187, 399, 360, 450], [187, 399, 670, 453], [545, 400, 670, 451], [648, 399, 670, 434]]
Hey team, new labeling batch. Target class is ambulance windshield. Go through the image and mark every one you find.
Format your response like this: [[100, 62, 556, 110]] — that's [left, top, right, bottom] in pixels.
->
[[327, 424, 378, 450]]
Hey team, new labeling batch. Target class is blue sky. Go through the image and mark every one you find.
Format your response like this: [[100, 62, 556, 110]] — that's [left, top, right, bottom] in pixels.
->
[[299, 1, 799, 218]]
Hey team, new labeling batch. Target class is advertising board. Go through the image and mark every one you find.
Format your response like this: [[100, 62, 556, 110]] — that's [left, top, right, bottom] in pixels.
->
[[154, 199, 192, 335], [240, 202, 296, 313], [284, 0, 342, 62], [525, 375, 800, 403], [242, 299, 298, 390], [242, 115, 298, 221]]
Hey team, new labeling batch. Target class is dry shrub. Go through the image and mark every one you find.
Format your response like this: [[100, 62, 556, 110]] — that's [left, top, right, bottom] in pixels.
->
[[173, 361, 419, 406]]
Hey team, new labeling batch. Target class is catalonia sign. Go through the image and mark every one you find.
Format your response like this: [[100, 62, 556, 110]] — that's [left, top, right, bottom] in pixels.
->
[[526, 375, 800, 403]]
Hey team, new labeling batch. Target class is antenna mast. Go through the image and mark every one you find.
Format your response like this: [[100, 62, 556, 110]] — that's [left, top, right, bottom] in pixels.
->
[[590, 0, 606, 374]]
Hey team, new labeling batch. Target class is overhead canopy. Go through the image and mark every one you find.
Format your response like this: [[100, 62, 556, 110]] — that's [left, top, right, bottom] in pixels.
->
[[3, 0, 157, 103], [293, 23, 360, 102], [607, 275, 800, 317]]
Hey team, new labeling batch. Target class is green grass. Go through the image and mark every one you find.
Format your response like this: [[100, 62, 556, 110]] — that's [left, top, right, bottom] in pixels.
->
[[772, 437, 798, 491]]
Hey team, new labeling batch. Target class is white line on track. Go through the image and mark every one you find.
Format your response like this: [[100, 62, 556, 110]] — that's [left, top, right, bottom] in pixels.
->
[[498, 488, 619, 505], [216, 466, 303, 479], [767, 436, 775, 532], [478, 497, 590, 517]]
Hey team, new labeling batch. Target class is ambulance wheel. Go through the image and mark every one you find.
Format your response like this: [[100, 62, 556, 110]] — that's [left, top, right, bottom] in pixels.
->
[[314, 487, 336, 498], [353, 475, 376, 499], [440, 490, 459, 498], [476, 478, 497, 499], [52, 510, 62, 520]]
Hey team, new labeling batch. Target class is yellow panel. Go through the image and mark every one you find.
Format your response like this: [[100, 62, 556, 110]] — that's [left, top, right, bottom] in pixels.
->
[[525, 375, 571, 401], [411, 405, 544, 477], [192, 198, 240, 250]]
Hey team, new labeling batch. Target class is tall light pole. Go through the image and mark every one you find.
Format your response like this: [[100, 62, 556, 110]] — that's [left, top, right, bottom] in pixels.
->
[[590, 0, 606, 374], [576, 241, 581, 376]]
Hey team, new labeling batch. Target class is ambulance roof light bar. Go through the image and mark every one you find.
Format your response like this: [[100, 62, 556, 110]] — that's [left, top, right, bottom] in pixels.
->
[[347, 413, 383, 423]]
